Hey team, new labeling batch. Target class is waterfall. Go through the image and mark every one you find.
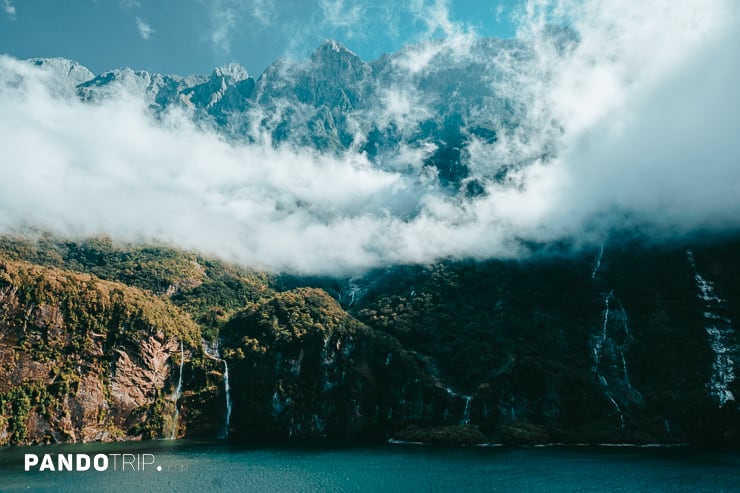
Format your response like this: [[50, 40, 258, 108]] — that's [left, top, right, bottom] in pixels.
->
[[596, 376, 625, 429], [600, 290, 611, 340], [175, 341, 184, 398], [460, 396, 472, 425], [620, 353, 633, 391], [591, 279, 642, 427], [613, 297, 642, 401], [606, 394, 625, 430], [686, 249, 736, 406], [169, 341, 184, 440], [341, 278, 365, 309], [321, 334, 336, 391], [592, 290, 613, 370], [202, 339, 233, 438], [443, 385, 474, 425], [592, 242, 605, 280], [222, 359, 232, 438]]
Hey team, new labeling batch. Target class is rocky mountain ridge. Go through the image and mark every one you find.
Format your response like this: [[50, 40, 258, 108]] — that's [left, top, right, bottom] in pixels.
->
[[16, 37, 539, 194]]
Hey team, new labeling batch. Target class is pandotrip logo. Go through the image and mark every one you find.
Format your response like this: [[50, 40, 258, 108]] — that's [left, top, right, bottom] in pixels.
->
[[24, 453, 164, 472]]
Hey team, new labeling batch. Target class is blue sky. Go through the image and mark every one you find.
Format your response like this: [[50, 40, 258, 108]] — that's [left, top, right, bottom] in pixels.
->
[[0, 0, 520, 76]]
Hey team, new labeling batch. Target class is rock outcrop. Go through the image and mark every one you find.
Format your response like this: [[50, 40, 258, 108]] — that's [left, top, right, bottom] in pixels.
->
[[0, 255, 216, 445]]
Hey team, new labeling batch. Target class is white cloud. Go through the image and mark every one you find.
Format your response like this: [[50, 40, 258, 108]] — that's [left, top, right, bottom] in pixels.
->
[[135, 17, 155, 40], [481, 0, 740, 245], [208, 1, 239, 56], [375, 87, 432, 136], [250, 0, 274, 25], [398, 0, 476, 72], [318, 0, 365, 39], [3, 0, 15, 17], [0, 57, 406, 274]]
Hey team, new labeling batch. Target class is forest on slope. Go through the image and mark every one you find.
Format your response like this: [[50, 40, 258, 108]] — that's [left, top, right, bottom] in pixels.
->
[[1, 232, 739, 446]]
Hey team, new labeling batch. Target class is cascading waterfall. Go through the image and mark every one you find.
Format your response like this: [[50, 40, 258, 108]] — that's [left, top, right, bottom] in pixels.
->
[[605, 391, 625, 430], [591, 290, 613, 370], [592, 242, 605, 280], [222, 359, 232, 438], [461, 396, 473, 425], [590, 246, 640, 429], [597, 374, 625, 430], [591, 291, 638, 429], [202, 339, 233, 438], [340, 278, 365, 309], [613, 297, 642, 401], [686, 249, 736, 406], [620, 353, 633, 391], [321, 334, 335, 391], [175, 342, 184, 397], [169, 341, 184, 439], [444, 386, 474, 425]]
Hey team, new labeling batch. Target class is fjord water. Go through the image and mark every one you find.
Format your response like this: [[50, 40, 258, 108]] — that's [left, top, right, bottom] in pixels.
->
[[1, 441, 739, 492]]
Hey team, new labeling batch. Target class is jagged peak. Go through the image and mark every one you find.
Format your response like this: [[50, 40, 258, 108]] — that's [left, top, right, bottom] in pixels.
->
[[78, 67, 155, 88], [104, 67, 151, 77], [27, 56, 87, 68], [25, 57, 94, 83], [212, 62, 250, 82], [321, 39, 345, 52], [311, 39, 361, 61]]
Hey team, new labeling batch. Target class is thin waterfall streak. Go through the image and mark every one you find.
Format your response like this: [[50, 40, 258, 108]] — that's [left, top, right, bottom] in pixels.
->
[[592, 243, 605, 280], [686, 249, 736, 406], [170, 341, 184, 440], [460, 396, 472, 425], [222, 359, 232, 438]]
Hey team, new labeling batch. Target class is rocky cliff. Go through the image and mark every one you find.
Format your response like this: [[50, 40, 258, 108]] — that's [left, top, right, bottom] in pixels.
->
[[1, 234, 739, 447], [221, 287, 481, 443], [0, 254, 224, 445]]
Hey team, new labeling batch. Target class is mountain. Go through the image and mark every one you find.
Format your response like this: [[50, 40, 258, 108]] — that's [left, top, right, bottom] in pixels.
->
[[14, 38, 537, 192], [0, 38, 738, 447], [26, 58, 94, 97], [77, 68, 194, 108]]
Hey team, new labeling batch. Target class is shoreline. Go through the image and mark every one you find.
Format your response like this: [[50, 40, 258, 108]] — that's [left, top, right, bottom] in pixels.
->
[[0, 437, 706, 451]]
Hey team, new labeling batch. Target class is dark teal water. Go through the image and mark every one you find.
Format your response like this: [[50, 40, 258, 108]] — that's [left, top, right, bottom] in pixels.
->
[[1, 441, 739, 492]]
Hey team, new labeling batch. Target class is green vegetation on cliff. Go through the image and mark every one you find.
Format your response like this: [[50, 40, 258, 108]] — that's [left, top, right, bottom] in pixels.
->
[[1, 233, 739, 446], [0, 234, 272, 341], [0, 254, 201, 348], [221, 288, 461, 441], [0, 254, 203, 445]]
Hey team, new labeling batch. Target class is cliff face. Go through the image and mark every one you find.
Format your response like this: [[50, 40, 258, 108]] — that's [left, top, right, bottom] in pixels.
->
[[221, 288, 481, 443], [0, 255, 220, 445], [1, 236, 739, 447], [347, 239, 740, 445], [219, 237, 740, 446]]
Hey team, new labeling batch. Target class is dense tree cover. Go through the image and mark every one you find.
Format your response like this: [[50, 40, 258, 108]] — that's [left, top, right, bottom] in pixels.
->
[[0, 254, 201, 347], [0, 254, 207, 445], [0, 234, 272, 341], [220, 288, 471, 442], [346, 238, 740, 443], [1, 233, 739, 445]]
